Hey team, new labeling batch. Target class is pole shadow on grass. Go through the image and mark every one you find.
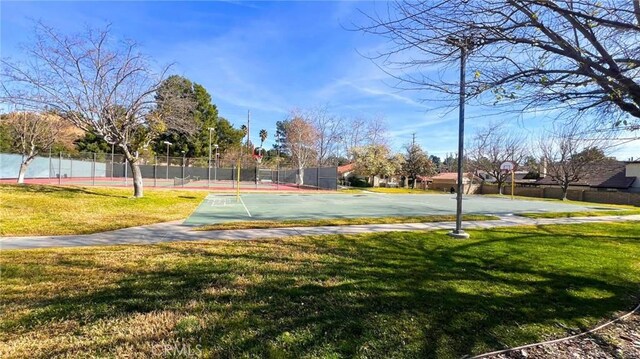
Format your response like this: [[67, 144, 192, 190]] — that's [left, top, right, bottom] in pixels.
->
[[2, 224, 639, 358]]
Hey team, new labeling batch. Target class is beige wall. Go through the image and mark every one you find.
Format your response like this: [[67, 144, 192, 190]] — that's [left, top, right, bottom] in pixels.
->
[[480, 183, 640, 206], [431, 179, 480, 194], [626, 163, 640, 189]]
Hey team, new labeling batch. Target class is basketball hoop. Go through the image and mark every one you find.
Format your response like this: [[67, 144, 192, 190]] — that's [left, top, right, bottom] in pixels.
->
[[253, 154, 263, 164], [253, 147, 264, 164], [500, 161, 516, 200], [500, 161, 515, 172]]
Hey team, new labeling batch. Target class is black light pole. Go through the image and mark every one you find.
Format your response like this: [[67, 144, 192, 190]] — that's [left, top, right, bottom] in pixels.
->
[[447, 36, 474, 239]]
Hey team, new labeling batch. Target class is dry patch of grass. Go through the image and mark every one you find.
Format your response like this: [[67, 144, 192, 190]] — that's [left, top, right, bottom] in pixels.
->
[[482, 194, 640, 218], [2, 222, 639, 358], [0, 184, 206, 236], [518, 208, 640, 219], [515, 202, 640, 218], [194, 214, 498, 231], [341, 187, 440, 194]]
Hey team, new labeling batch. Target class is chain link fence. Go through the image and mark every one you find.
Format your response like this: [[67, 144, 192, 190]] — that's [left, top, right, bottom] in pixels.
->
[[0, 152, 338, 190]]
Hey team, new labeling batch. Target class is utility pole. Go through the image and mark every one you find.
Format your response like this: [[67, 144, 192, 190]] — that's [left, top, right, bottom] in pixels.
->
[[247, 110, 251, 148]]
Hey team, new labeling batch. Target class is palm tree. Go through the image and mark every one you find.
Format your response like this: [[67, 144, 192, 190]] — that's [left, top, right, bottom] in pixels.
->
[[259, 129, 268, 149], [240, 124, 249, 157]]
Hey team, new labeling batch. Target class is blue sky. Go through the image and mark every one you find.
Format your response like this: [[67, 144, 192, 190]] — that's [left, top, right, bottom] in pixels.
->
[[1, 1, 637, 160]]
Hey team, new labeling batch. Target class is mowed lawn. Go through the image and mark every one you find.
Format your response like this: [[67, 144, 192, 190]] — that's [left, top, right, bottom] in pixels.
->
[[0, 184, 206, 236], [2, 223, 639, 358]]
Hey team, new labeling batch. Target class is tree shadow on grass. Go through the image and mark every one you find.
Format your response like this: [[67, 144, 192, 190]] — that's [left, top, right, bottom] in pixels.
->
[[0, 184, 129, 198], [3, 226, 640, 358]]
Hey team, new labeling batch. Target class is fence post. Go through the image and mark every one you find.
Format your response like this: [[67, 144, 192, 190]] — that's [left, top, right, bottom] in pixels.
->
[[69, 155, 73, 179], [58, 152, 62, 185], [111, 145, 115, 182], [154, 156, 157, 187], [316, 167, 320, 191], [48, 148, 52, 182], [92, 153, 96, 186], [232, 164, 235, 189]]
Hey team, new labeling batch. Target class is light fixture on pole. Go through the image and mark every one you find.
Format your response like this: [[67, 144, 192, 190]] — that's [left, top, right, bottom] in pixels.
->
[[446, 35, 480, 239], [163, 141, 172, 180], [208, 127, 215, 186]]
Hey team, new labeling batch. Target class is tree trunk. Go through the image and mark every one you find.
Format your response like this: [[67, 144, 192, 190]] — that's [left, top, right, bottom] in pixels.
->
[[296, 167, 305, 185], [130, 161, 144, 198], [498, 180, 503, 195], [561, 185, 568, 201], [123, 148, 144, 198], [17, 156, 35, 184]]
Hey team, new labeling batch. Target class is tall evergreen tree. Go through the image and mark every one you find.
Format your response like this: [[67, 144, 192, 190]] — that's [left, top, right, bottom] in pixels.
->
[[152, 76, 243, 159]]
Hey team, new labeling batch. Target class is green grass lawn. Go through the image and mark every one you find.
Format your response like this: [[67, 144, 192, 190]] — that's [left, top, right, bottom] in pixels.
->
[[0, 184, 207, 236], [195, 214, 498, 231], [2, 222, 639, 358]]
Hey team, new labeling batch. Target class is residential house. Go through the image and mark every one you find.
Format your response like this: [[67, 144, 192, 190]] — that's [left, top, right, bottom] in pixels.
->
[[535, 160, 637, 192], [625, 160, 640, 193], [430, 172, 481, 193]]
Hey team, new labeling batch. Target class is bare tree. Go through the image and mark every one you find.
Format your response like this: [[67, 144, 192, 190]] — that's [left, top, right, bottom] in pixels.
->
[[1, 22, 192, 197], [1, 111, 67, 183], [305, 107, 344, 166], [469, 123, 528, 194], [343, 117, 368, 160], [284, 112, 319, 185], [359, 1, 640, 125], [342, 116, 389, 161], [365, 115, 389, 147], [539, 122, 610, 200]]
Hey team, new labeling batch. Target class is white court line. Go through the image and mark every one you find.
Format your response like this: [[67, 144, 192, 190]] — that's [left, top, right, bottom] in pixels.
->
[[238, 196, 252, 217]]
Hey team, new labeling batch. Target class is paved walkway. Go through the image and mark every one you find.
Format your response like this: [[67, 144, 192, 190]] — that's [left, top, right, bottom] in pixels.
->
[[2, 215, 639, 250]]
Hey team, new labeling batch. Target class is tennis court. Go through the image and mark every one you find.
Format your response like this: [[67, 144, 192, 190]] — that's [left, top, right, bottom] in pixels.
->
[[183, 192, 606, 226]]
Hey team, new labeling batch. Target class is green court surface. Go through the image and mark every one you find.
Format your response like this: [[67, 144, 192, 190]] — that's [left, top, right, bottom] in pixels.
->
[[183, 192, 608, 226]]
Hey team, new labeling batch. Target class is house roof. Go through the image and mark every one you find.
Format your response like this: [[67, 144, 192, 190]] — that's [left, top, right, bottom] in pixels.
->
[[432, 172, 460, 180], [536, 160, 636, 189], [481, 171, 536, 183], [337, 163, 355, 175], [432, 172, 480, 181]]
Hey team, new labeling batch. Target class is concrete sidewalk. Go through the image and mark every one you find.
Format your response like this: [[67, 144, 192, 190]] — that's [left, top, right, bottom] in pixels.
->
[[1, 215, 639, 250]]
